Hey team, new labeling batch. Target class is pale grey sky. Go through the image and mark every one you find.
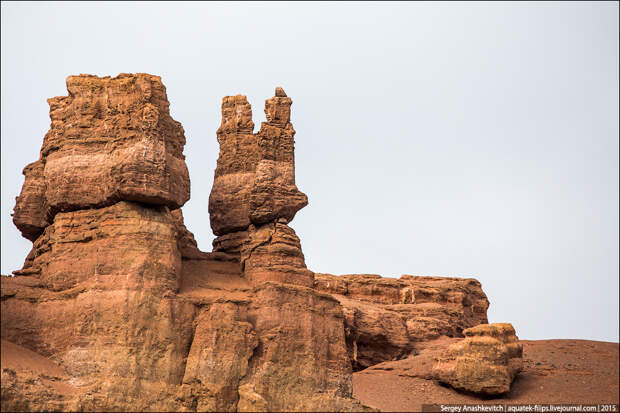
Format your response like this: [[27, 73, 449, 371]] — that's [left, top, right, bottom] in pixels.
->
[[1, 2, 618, 342]]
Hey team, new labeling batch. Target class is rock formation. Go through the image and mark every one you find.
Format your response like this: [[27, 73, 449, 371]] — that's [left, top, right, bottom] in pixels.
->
[[188, 89, 355, 410], [4, 74, 196, 411], [432, 323, 523, 395], [209, 90, 312, 288], [12, 74, 190, 243], [1, 74, 499, 412], [1, 77, 364, 411], [314, 274, 489, 371]]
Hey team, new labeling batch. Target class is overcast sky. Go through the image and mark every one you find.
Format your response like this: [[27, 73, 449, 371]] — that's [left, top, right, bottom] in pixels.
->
[[1, 2, 618, 342]]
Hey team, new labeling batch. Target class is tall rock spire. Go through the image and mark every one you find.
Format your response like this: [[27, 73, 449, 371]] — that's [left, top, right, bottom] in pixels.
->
[[209, 87, 307, 235], [209, 87, 312, 287]]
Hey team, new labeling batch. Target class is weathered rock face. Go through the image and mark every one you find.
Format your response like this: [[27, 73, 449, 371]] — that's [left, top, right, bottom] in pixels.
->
[[240, 222, 314, 288], [198, 89, 362, 411], [4, 74, 201, 411], [209, 89, 312, 289], [12, 73, 190, 242], [2, 79, 370, 412], [2, 76, 496, 411], [2, 200, 196, 411], [432, 323, 523, 395], [237, 283, 355, 411], [315, 273, 490, 370], [209, 90, 307, 237]]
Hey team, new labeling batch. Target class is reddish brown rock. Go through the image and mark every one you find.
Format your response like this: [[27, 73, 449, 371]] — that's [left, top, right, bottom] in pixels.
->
[[11, 201, 183, 291], [198, 88, 367, 410], [2, 201, 196, 411], [171, 208, 210, 260], [237, 283, 357, 411], [314, 273, 490, 370], [1, 339, 76, 412], [3, 79, 372, 412], [208, 88, 307, 237], [209, 88, 313, 289], [12, 74, 190, 242], [181, 303, 257, 412], [432, 323, 523, 395], [2, 77, 494, 412], [11, 161, 49, 241], [240, 222, 314, 288], [353, 338, 619, 411], [212, 230, 250, 256]]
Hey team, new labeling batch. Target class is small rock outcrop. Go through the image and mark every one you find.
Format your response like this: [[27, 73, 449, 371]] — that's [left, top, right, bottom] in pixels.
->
[[432, 323, 523, 395]]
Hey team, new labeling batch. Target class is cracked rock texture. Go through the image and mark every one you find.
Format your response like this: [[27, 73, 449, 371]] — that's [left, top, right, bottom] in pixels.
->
[[432, 323, 523, 395], [2, 76, 495, 412]]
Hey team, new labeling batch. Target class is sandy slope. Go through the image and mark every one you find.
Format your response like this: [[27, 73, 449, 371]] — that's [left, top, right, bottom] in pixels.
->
[[353, 339, 619, 412]]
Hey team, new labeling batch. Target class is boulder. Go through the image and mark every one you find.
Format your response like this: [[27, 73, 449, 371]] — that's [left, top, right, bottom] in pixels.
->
[[432, 322, 523, 395]]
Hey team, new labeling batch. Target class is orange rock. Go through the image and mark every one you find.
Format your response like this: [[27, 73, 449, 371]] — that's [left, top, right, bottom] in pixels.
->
[[237, 283, 358, 411], [241, 222, 314, 287], [181, 302, 257, 411], [11, 161, 48, 241], [314, 273, 490, 370], [3, 79, 373, 412], [2, 77, 495, 411], [208, 88, 307, 237], [2, 201, 196, 411], [432, 322, 523, 395], [12, 74, 190, 242], [170, 208, 210, 260]]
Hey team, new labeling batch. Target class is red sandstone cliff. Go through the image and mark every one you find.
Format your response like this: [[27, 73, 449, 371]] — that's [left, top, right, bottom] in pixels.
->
[[1, 74, 494, 412]]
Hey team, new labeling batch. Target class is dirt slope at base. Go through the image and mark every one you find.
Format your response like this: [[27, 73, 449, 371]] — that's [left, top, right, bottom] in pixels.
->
[[353, 339, 619, 412]]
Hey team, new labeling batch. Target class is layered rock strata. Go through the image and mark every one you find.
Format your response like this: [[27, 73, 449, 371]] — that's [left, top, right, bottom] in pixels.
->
[[182, 88, 356, 410], [209, 89, 307, 236], [2, 79, 366, 411], [1, 76, 497, 411], [314, 273, 490, 370], [4, 74, 195, 411], [209, 89, 312, 288], [432, 323, 523, 395], [12, 73, 190, 242]]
